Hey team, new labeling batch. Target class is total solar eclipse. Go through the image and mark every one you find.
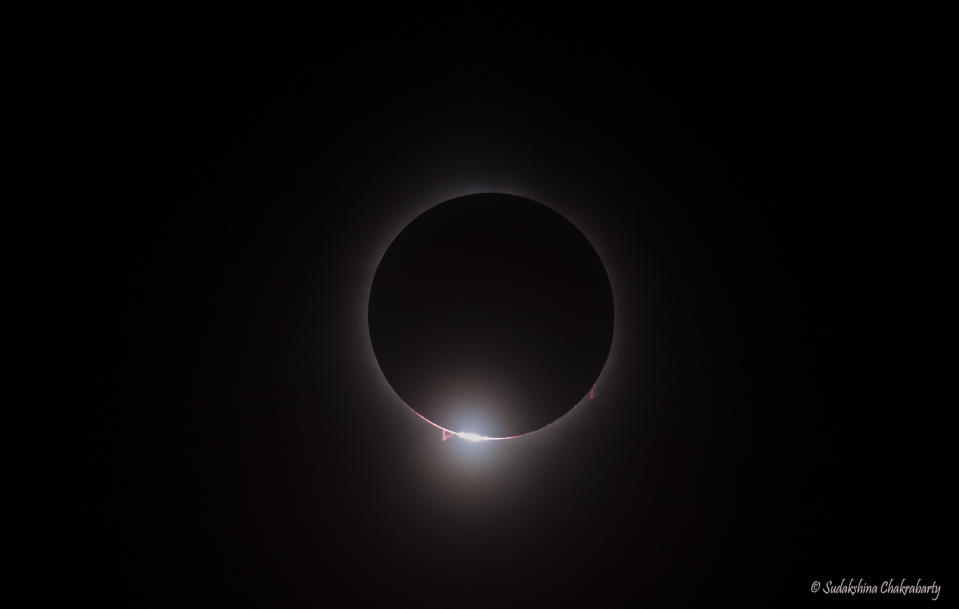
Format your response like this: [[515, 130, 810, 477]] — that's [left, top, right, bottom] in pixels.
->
[[369, 193, 614, 440]]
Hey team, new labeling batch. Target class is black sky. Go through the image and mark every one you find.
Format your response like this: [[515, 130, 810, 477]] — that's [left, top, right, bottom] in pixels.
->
[[11, 5, 952, 606]]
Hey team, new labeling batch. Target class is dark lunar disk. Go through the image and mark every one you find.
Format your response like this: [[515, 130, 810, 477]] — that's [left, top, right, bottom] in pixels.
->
[[369, 193, 614, 438]]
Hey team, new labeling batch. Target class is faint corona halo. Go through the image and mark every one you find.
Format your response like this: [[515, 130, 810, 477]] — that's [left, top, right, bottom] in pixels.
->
[[368, 193, 613, 440]]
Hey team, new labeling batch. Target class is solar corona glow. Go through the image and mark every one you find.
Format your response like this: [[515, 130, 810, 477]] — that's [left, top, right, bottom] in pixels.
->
[[369, 193, 614, 441]]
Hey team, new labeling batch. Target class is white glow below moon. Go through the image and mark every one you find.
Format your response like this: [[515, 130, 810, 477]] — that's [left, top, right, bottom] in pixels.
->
[[454, 432, 490, 443]]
